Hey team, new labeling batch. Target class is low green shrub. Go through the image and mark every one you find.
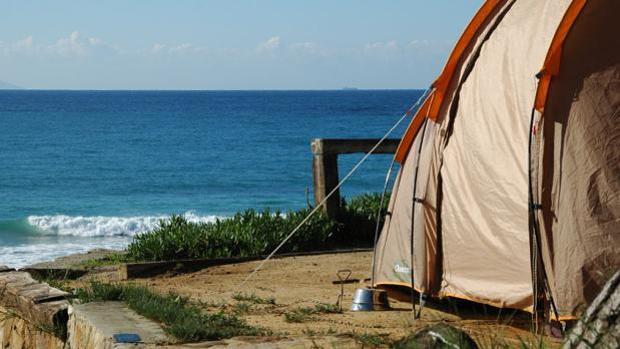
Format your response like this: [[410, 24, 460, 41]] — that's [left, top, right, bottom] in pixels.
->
[[349, 332, 388, 347], [75, 281, 263, 342], [344, 192, 389, 221], [283, 303, 342, 323], [232, 293, 276, 305], [127, 193, 389, 262], [337, 192, 390, 244], [79, 253, 129, 268], [127, 207, 336, 261], [232, 302, 252, 314], [311, 302, 341, 314], [284, 307, 313, 323]]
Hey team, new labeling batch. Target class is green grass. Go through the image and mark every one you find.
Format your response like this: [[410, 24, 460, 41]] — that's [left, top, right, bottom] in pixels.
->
[[312, 303, 341, 314], [126, 193, 388, 262], [283, 303, 342, 323], [348, 332, 388, 347], [284, 307, 315, 323], [75, 281, 265, 342], [232, 302, 253, 315], [31, 277, 72, 293], [78, 253, 129, 268], [477, 333, 552, 349], [232, 293, 276, 305]]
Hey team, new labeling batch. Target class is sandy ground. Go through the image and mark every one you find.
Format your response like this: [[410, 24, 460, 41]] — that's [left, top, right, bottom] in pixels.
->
[[86, 251, 562, 348]]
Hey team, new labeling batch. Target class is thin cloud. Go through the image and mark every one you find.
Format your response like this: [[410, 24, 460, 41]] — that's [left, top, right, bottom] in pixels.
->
[[364, 40, 398, 52], [289, 42, 316, 50], [409, 39, 430, 47], [0, 32, 119, 57], [47, 31, 119, 57], [0, 36, 35, 56], [150, 42, 207, 55], [151, 43, 166, 54], [257, 36, 280, 53], [289, 41, 318, 53]]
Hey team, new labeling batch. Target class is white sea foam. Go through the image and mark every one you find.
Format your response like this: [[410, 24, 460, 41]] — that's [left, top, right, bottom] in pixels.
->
[[0, 212, 225, 268], [0, 238, 131, 268], [26, 212, 222, 237]]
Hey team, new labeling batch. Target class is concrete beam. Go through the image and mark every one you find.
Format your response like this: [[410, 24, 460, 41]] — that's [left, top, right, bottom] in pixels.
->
[[311, 138, 399, 219], [311, 138, 400, 156]]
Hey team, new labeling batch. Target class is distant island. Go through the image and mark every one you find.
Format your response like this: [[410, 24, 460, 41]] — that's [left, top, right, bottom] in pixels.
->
[[341, 87, 359, 91], [0, 80, 22, 89]]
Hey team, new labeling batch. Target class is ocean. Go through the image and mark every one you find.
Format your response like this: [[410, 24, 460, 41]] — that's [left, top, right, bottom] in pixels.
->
[[0, 89, 423, 267]]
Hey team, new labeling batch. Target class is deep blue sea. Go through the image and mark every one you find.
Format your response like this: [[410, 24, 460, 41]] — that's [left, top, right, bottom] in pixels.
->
[[0, 90, 422, 267]]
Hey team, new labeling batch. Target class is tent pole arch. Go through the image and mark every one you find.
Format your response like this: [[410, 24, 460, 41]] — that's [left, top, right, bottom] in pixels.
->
[[394, 0, 509, 164], [534, 0, 588, 113], [374, 0, 617, 322]]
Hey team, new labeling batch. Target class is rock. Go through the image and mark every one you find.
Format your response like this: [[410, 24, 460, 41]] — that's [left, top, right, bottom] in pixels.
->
[[23, 249, 124, 280], [393, 323, 478, 349], [0, 266, 14, 273], [563, 270, 620, 349]]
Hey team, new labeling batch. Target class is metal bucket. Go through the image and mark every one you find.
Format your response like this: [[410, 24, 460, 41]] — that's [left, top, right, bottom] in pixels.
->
[[350, 288, 390, 311]]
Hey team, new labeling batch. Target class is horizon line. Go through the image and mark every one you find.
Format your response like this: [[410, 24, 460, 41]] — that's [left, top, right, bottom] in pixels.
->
[[0, 87, 426, 92]]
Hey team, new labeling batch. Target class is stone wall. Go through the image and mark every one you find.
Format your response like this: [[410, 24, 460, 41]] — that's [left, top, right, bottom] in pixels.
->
[[0, 305, 65, 349], [0, 270, 68, 349]]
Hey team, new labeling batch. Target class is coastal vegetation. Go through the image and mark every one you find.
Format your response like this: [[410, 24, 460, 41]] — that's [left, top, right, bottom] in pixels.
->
[[126, 193, 388, 262]]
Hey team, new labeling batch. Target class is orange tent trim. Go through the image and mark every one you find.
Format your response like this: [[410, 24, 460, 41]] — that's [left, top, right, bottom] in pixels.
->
[[534, 0, 588, 112], [394, 0, 505, 164], [394, 91, 433, 163]]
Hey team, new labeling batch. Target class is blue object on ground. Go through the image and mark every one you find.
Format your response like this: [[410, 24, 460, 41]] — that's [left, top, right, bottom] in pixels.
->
[[113, 333, 142, 343]]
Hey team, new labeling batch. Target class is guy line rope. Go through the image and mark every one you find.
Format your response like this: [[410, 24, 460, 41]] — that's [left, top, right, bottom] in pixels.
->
[[233, 88, 431, 294]]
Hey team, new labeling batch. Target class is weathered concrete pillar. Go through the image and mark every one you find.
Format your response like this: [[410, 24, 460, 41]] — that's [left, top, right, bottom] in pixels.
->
[[311, 139, 341, 219]]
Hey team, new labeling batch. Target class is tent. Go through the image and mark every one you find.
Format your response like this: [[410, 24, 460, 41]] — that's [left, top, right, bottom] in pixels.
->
[[372, 0, 619, 320]]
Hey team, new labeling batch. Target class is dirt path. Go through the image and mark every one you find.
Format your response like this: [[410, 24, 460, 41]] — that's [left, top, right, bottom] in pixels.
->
[[123, 251, 561, 347]]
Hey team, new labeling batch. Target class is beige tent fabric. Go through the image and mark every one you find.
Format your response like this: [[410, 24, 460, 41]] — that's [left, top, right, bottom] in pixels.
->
[[373, 120, 437, 291], [374, 0, 516, 294], [438, 0, 571, 309], [374, 0, 619, 316], [536, 0, 620, 317], [421, 0, 518, 294]]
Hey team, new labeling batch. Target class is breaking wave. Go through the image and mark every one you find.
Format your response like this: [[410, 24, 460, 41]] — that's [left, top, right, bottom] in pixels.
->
[[26, 212, 223, 237]]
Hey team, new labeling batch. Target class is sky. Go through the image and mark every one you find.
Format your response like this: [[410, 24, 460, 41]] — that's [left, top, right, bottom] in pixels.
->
[[0, 1, 483, 90]]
